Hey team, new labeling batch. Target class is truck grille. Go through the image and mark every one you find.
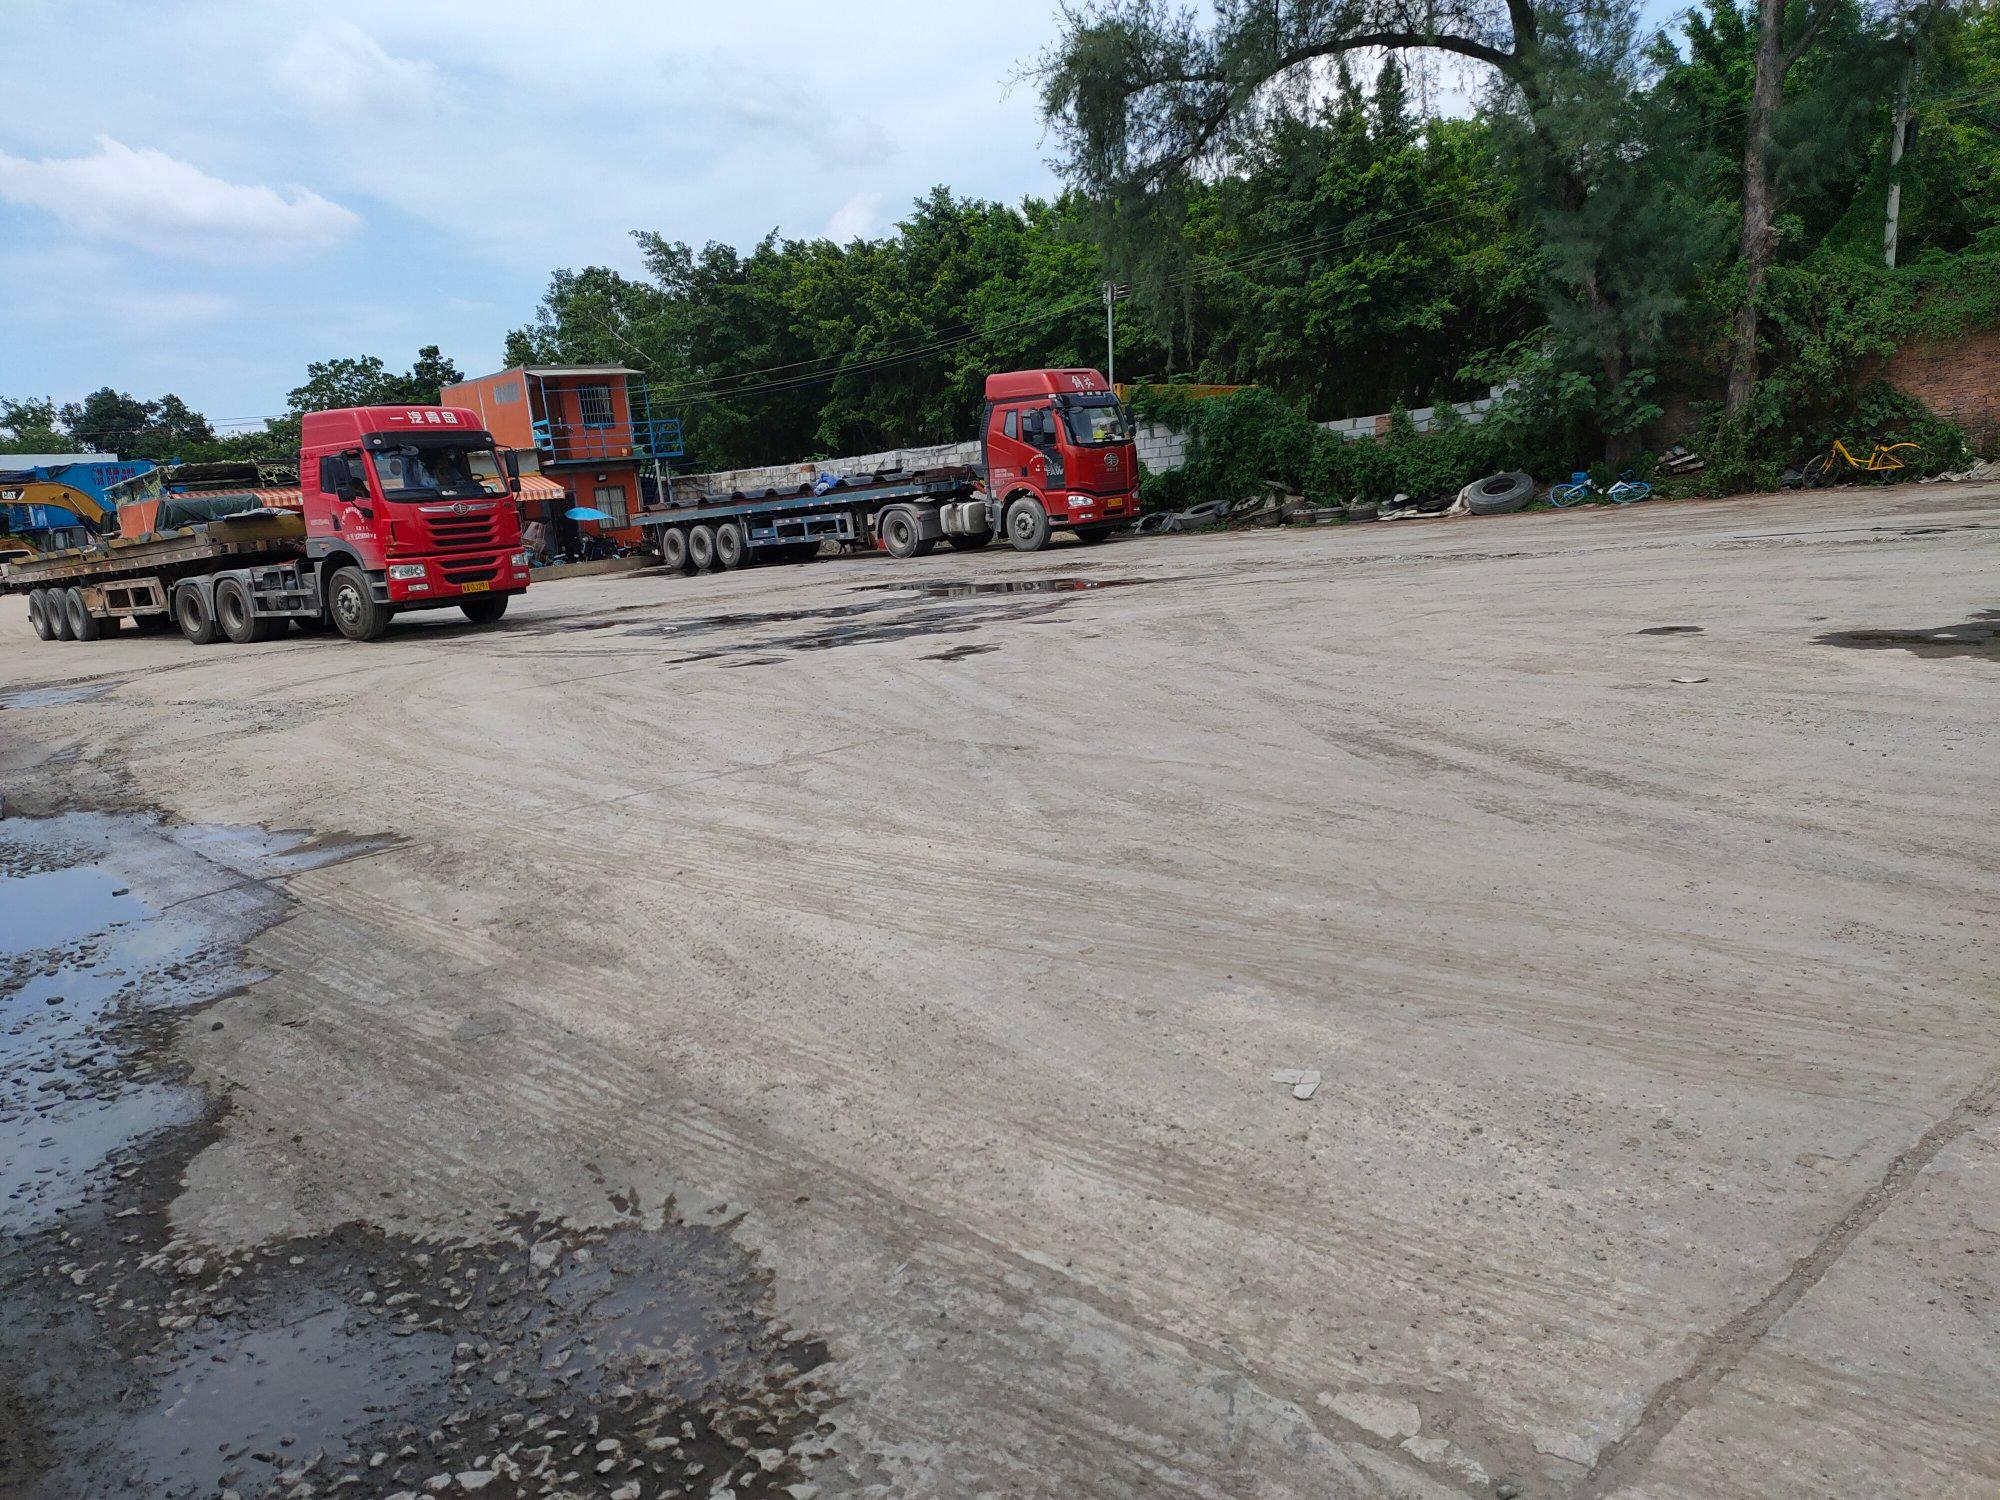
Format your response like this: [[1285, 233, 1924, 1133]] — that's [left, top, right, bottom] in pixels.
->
[[426, 511, 502, 550]]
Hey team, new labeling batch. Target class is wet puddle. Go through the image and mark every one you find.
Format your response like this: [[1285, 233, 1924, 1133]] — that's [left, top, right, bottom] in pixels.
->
[[1635, 625, 1703, 636], [0, 681, 121, 710], [854, 575, 1169, 598], [925, 643, 1000, 661], [1816, 610, 1999, 660], [0, 806, 834, 1498]]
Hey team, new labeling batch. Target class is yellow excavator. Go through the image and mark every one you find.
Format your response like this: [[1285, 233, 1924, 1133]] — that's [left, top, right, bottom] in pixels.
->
[[0, 472, 116, 558]]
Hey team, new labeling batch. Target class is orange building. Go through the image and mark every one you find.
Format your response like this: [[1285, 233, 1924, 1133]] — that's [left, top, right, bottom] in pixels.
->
[[439, 365, 682, 555]]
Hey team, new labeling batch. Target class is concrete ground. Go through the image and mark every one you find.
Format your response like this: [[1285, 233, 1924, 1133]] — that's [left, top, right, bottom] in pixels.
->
[[2, 483, 1996, 1498]]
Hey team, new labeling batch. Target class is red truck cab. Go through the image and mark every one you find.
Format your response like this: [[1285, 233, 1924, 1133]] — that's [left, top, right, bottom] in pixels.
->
[[301, 405, 530, 639], [981, 369, 1139, 549]]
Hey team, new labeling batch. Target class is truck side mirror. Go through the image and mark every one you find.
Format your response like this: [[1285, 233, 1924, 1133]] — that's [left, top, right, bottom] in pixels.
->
[[318, 455, 345, 496], [502, 450, 522, 494]]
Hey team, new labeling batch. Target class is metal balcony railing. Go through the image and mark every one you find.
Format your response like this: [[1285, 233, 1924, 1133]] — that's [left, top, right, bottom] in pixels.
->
[[529, 416, 685, 464]]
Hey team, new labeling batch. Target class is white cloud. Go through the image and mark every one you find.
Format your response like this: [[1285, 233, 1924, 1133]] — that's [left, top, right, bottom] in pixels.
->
[[0, 138, 358, 262], [278, 22, 440, 121], [826, 192, 885, 243]]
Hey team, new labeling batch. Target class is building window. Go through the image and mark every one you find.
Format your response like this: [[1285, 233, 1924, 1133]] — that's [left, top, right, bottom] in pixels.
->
[[593, 484, 628, 526], [494, 381, 521, 404], [577, 384, 614, 427]]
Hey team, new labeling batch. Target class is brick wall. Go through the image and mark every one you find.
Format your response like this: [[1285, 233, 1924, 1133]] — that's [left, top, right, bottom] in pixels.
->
[[1886, 329, 2000, 454]]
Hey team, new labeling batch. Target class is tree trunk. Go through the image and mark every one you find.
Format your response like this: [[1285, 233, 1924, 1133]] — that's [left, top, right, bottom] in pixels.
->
[[1726, 0, 1790, 420]]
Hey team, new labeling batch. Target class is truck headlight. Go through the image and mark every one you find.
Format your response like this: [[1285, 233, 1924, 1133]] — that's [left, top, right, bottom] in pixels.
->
[[388, 564, 426, 581], [512, 551, 530, 568]]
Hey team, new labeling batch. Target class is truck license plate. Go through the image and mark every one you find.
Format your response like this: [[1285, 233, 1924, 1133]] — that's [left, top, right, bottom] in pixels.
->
[[460, 581, 490, 594]]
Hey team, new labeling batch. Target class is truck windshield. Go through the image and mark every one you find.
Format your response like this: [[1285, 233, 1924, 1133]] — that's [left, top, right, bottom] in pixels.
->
[[1060, 396, 1132, 446], [371, 445, 505, 501]]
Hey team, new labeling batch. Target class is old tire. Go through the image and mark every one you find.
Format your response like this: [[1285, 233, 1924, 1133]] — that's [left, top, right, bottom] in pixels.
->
[[658, 527, 689, 571], [328, 565, 390, 642], [1467, 471, 1534, 516], [215, 577, 264, 644], [461, 593, 509, 625], [1005, 497, 1050, 553], [173, 584, 220, 645], [65, 587, 102, 641], [687, 524, 717, 572], [881, 508, 922, 559], [714, 521, 746, 570], [1073, 526, 1115, 545], [27, 589, 57, 641]]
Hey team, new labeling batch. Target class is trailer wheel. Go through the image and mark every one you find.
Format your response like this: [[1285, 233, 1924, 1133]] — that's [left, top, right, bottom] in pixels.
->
[[714, 521, 746, 570], [215, 578, 274, 644], [328, 566, 390, 642], [460, 594, 509, 625], [27, 589, 58, 641], [65, 587, 103, 641], [1005, 497, 1051, 553], [657, 527, 690, 572], [173, 584, 220, 645], [945, 530, 992, 552], [687, 525, 717, 572]]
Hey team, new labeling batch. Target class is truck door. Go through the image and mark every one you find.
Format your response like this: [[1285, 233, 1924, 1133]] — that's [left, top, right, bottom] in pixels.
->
[[985, 405, 1027, 498]]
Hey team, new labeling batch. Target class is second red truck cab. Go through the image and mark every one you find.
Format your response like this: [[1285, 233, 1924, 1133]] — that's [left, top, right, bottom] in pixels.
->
[[980, 368, 1139, 548]]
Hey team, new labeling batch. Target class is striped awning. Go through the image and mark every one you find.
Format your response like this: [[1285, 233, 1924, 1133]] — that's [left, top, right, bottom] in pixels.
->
[[517, 473, 567, 502]]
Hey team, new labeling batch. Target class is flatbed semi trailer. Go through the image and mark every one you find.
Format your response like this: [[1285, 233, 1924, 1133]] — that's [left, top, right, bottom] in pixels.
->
[[4, 403, 531, 646], [638, 367, 1142, 572]]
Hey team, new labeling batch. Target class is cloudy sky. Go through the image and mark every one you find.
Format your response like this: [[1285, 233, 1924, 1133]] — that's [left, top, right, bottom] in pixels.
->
[[0, 0, 1074, 425]]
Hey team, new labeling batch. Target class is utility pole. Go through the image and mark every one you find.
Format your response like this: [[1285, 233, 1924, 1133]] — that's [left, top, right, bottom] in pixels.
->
[[1884, 46, 1914, 268], [1103, 279, 1117, 388]]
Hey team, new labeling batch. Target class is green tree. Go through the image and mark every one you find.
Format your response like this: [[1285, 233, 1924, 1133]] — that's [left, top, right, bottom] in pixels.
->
[[0, 397, 66, 453]]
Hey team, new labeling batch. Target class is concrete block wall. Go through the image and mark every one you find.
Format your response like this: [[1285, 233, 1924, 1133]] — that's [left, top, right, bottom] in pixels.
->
[[1136, 390, 1503, 474]]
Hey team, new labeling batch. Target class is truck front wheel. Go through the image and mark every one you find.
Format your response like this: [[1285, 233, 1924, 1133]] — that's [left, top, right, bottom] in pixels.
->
[[328, 566, 391, 642], [461, 593, 509, 625], [174, 584, 220, 645], [1005, 497, 1051, 553], [1073, 526, 1116, 545], [65, 587, 103, 641]]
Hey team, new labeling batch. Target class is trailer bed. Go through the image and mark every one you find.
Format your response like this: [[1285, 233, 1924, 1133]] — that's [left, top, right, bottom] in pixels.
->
[[0, 513, 307, 593], [633, 469, 979, 532]]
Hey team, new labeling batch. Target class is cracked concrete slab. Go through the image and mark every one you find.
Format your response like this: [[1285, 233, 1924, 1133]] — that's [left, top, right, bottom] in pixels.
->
[[3, 483, 1997, 1496]]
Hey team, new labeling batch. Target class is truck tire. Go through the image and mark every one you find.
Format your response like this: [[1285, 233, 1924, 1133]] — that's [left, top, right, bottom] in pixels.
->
[[1073, 526, 1115, 545], [946, 530, 992, 552], [215, 577, 277, 643], [173, 584, 220, 645], [65, 587, 103, 641], [687, 524, 717, 572], [658, 527, 689, 572], [1005, 497, 1051, 553], [1466, 471, 1534, 515], [27, 589, 57, 641], [880, 508, 922, 559], [714, 521, 746, 569], [461, 593, 509, 625], [328, 565, 391, 642]]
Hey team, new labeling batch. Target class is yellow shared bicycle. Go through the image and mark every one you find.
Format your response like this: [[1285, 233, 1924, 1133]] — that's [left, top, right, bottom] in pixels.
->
[[1804, 439, 1922, 486]]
